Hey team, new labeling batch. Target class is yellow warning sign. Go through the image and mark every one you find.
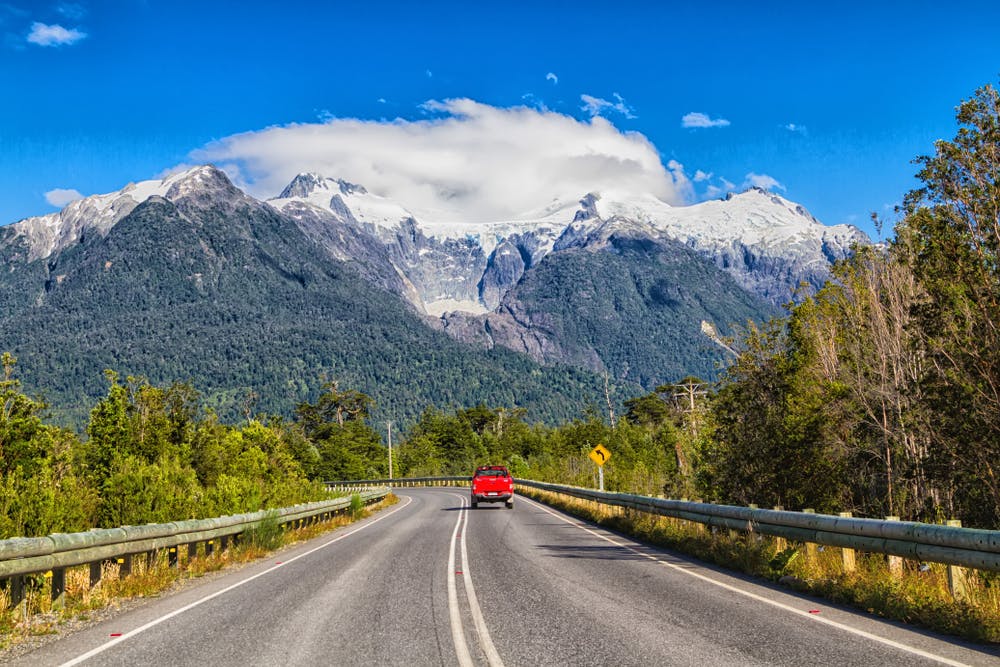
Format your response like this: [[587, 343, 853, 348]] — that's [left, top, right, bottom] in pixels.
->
[[588, 443, 611, 467]]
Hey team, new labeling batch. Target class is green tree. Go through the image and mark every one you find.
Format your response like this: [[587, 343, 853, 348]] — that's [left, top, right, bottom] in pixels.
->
[[896, 81, 1000, 525]]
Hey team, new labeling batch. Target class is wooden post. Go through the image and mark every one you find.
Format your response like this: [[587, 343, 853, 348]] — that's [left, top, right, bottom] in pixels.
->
[[168, 547, 178, 568], [50, 568, 66, 609], [90, 561, 103, 588], [802, 509, 817, 561], [205, 540, 214, 557], [748, 504, 761, 541], [946, 519, 968, 601], [9, 575, 25, 617], [773, 506, 786, 551], [885, 516, 903, 576], [839, 512, 856, 573], [118, 554, 132, 578], [188, 542, 197, 561], [220, 535, 229, 552]]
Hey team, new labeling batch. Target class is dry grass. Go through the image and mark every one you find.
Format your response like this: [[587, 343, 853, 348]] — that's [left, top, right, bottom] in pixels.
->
[[0, 494, 398, 651], [521, 488, 1000, 644]]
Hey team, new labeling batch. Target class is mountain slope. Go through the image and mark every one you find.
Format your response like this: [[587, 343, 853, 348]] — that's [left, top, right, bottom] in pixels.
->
[[0, 168, 614, 427], [441, 231, 780, 386]]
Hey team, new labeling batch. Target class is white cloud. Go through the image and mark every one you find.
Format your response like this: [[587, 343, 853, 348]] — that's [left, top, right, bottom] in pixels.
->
[[546, 72, 558, 84], [784, 123, 807, 135], [44, 188, 83, 207], [580, 93, 636, 119], [194, 98, 690, 222], [681, 112, 730, 129], [742, 172, 785, 191], [377, 98, 387, 104], [693, 169, 712, 182], [425, 69, 433, 78], [27, 21, 86, 46]]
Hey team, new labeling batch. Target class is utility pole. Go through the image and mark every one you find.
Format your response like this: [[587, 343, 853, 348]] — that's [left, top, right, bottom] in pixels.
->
[[386, 421, 393, 480], [672, 379, 707, 476], [673, 380, 707, 418]]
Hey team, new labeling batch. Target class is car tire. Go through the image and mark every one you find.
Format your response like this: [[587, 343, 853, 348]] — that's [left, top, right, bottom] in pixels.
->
[[505, 500, 513, 509], [471, 500, 478, 509]]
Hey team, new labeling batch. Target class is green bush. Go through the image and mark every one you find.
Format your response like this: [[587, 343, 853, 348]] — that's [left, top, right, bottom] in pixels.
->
[[244, 510, 284, 551]]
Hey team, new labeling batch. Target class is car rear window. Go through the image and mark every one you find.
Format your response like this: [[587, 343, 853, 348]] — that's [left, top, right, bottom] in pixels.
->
[[476, 469, 508, 477]]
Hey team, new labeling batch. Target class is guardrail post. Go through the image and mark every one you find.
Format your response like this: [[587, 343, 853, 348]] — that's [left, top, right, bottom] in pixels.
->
[[838, 512, 856, 573], [90, 561, 103, 587], [50, 568, 66, 609], [748, 504, 761, 541], [168, 547, 178, 568], [188, 542, 197, 561], [220, 536, 229, 551], [885, 516, 903, 576], [773, 507, 786, 551], [9, 575, 25, 616], [803, 509, 817, 562], [946, 519, 969, 601], [118, 555, 132, 578]]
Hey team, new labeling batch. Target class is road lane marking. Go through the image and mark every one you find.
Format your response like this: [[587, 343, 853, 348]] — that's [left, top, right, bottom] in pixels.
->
[[59, 495, 414, 667], [522, 496, 971, 667], [447, 496, 475, 667], [458, 497, 506, 667]]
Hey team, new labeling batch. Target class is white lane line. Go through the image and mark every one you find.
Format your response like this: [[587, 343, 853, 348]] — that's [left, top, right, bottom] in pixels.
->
[[522, 496, 971, 667], [60, 495, 414, 667], [447, 495, 475, 667], [459, 499, 506, 667]]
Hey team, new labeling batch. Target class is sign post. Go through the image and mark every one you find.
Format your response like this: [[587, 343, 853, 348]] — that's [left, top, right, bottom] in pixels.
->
[[588, 444, 611, 491]]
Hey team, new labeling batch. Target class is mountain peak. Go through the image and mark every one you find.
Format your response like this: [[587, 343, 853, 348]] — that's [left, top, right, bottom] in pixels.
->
[[164, 165, 238, 200], [573, 193, 601, 222], [276, 173, 369, 200], [277, 173, 328, 199]]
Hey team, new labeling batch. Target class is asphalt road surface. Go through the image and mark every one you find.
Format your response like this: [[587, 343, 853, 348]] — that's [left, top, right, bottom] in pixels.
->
[[13, 488, 1000, 666]]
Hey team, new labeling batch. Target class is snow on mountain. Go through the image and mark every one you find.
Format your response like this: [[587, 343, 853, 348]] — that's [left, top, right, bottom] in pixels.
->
[[5, 166, 230, 261], [268, 173, 416, 236], [234, 170, 871, 312]]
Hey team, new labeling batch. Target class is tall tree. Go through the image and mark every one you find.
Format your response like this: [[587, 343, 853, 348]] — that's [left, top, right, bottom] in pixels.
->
[[898, 82, 1000, 525]]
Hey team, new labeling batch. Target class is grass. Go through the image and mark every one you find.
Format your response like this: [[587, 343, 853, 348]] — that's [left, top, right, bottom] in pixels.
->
[[0, 493, 398, 652], [519, 487, 1000, 644]]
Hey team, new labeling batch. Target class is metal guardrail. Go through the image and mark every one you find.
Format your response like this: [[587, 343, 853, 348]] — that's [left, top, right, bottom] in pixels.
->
[[329, 477, 1000, 572], [0, 487, 389, 610], [326, 476, 471, 488]]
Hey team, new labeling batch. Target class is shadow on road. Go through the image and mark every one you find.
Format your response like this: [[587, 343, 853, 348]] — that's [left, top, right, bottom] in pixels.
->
[[536, 543, 651, 561], [441, 505, 510, 511]]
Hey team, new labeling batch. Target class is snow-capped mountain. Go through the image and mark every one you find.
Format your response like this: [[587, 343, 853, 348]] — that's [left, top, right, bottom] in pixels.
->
[[5, 165, 864, 316], [547, 188, 868, 303], [4, 166, 245, 263], [267, 172, 868, 314]]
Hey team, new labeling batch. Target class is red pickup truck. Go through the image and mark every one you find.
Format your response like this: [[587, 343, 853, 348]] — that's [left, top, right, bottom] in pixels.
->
[[471, 465, 514, 509]]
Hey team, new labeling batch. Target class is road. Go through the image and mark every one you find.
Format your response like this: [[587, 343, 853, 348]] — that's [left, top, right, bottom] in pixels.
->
[[12, 487, 1000, 666]]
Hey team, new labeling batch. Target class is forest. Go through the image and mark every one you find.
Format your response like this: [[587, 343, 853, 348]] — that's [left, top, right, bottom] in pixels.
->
[[1, 82, 998, 539]]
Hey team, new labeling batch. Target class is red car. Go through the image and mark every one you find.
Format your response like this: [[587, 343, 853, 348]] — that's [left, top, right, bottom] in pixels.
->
[[471, 465, 514, 509]]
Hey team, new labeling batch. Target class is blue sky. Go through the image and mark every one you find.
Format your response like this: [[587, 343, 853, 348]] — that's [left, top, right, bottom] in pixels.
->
[[2, 1, 999, 238]]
